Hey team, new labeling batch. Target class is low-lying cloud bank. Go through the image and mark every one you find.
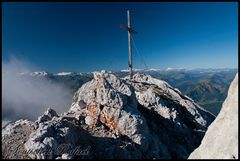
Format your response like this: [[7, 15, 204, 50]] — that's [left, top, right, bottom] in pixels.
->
[[2, 56, 73, 124]]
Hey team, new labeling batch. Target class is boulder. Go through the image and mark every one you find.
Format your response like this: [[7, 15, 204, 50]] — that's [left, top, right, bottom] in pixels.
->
[[36, 108, 59, 124]]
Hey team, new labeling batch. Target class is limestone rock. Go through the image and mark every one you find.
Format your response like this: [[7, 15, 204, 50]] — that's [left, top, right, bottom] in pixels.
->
[[24, 116, 81, 159], [36, 108, 59, 124], [127, 73, 214, 128], [2, 72, 217, 159], [2, 119, 35, 139], [189, 73, 238, 159], [125, 73, 215, 158], [69, 72, 150, 151], [2, 119, 35, 159], [68, 72, 215, 158], [61, 153, 73, 159]]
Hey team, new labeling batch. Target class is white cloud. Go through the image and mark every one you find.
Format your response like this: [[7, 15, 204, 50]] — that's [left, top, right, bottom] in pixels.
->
[[2, 56, 73, 121]]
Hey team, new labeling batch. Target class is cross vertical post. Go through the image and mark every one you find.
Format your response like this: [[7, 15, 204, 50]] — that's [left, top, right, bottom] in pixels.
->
[[120, 10, 137, 80], [127, 10, 133, 80]]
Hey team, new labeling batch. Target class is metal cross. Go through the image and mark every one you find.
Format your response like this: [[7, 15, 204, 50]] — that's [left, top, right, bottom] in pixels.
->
[[120, 10, 137, 80]]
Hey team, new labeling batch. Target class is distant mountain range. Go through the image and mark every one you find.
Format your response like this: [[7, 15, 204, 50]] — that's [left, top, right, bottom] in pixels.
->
[[116, 68, 237, 116], [18, 68, 237, 116]]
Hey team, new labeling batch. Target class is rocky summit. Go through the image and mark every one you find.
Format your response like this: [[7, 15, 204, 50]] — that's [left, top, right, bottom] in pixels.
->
[[2, 71, 215, 159]]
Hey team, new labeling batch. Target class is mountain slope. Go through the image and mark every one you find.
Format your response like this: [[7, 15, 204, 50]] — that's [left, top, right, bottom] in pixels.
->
[[188, 73, 238, 159], [2, 72, 215, 159]]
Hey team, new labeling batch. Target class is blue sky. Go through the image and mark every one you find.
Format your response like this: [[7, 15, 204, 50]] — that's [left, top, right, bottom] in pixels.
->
[[2, 2, 238, 72]]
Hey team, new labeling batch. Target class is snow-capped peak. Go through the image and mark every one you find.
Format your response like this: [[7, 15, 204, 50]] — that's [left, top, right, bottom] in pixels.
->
[[147, 68, 162, 71], [120, 68, 145, 72], [55, 72, 75, 76], [30, 71, 49, 76]]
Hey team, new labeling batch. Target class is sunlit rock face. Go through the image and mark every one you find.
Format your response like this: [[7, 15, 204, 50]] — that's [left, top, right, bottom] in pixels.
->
[[69, 71, 150, 152], [68, 72, 215, 158], [189, 73, 238, 159], [2, 72, 215, 159]]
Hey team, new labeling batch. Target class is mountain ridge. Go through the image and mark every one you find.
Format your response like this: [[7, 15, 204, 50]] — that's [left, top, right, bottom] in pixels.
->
[[15, 68, 236, 116], [2, 72, 215, 159]]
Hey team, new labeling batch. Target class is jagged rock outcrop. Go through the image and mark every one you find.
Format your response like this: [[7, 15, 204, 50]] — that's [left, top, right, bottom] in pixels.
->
[[127, 73, 214, 128], [68, 72, 215, 158], [189, 73, 238, 159], [36, 108, 59, 124], [125, 73, 215, 158], [2, 72, 216, 159], [69, 71, 150, 152], [25, 116, 81, 159]]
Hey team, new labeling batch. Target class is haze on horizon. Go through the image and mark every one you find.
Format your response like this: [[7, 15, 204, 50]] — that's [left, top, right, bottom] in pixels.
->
[[2, 2, 238, 73]]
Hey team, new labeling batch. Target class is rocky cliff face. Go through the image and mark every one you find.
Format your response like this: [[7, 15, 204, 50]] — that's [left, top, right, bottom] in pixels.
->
[[189, 73, 238, 159], [2, 72, 215, 159]]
